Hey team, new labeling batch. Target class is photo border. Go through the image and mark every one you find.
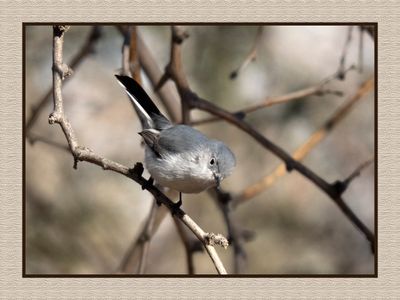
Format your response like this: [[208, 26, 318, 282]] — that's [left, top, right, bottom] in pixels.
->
[[2, 1, 398, 298]]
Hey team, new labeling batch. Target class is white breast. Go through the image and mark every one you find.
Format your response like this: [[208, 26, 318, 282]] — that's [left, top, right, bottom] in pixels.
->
[[144, 149, 215, 193]]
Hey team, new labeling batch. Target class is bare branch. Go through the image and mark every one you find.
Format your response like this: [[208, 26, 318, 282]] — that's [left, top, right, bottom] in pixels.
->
[[129, 26, 141, 83], [191, 83, 343, 126], [209, 188, 249, 273], [152, 25, 191, 123], [233, 77, 375, 207], [192, 65, 356, 126], [358, 26, 364, 73], [344, 157, 374, 185], [180, 213, 228, 274], [26, 26, 101, 134], [332, 157, 374, 195], [173, 218, 203, 274], [137, 200, 157, 274], [133, 31, 182, 123], [117, 200, 167, 274], [50, 25, 228, 275], [121, 25, 132, 76], [152, 24, 374, 251], [27, 132, 69, 152], [230, 26, 263, 79], [337, 26, 353, 80]]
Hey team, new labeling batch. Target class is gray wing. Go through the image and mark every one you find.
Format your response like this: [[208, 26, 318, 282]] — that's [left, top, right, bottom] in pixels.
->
[[139, 129, 162, 157], [157, 125, 209, 155]]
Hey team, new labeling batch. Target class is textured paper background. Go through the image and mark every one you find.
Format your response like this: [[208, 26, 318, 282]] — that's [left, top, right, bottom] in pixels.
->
[[1, 1, 398, 299]]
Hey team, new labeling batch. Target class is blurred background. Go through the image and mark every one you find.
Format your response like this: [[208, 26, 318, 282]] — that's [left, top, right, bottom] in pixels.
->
[[25, 25, 375, 274]]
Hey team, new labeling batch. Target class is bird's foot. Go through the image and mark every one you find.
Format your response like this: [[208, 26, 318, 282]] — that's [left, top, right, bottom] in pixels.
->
[[171, 192, 183, 215]]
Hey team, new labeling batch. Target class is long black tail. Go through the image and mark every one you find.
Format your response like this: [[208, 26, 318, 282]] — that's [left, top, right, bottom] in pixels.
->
[[115, 75, 161, 116], [115, 75, 173, 130]]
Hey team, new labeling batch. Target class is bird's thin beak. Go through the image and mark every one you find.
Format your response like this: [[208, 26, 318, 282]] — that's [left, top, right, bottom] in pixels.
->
[[214, 174, 221, 190]]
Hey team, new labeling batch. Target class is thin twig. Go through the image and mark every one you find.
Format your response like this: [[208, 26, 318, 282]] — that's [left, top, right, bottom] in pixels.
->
[[152, 25, 191, 123], [191, 84, 343, 126], [209, 188, 249, 274], [232, 77, 375, 207], [121, 25, 132, 76], [133, 30, 181, 123], [50, 25, 228, 275], [191, 40, 357, 126], [230, 26, 263, 79], [337, 26, 353, 80], [192, 65, 355, 126], [117, 200, 167, 274], [137, 200, 157, 274], [26, 26, 101, 134], [27, 132, 70, 152], [358, 26, 364, 73], [173, 218, 203, 274], [129, 26, 141, 83], [332, 157, 374, 194]]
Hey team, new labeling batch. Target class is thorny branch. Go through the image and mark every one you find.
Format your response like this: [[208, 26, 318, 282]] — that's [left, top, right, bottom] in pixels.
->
[[49, 25, 228, 275], [155, 26, 375, 252]]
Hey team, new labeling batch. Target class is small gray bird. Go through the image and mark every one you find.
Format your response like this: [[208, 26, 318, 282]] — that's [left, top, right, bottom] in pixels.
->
[[115, 75, 236, 206]]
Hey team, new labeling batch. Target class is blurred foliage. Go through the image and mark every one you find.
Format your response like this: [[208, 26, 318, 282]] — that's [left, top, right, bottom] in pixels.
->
[[25, 25, 374, 274]]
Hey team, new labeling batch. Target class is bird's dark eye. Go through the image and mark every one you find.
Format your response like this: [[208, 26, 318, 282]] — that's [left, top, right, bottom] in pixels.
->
[[209, 158, 215, 165]]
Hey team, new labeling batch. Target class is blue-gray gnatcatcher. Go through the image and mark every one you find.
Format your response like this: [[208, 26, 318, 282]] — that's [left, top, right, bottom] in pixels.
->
[[115, 75, 236, 204]]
